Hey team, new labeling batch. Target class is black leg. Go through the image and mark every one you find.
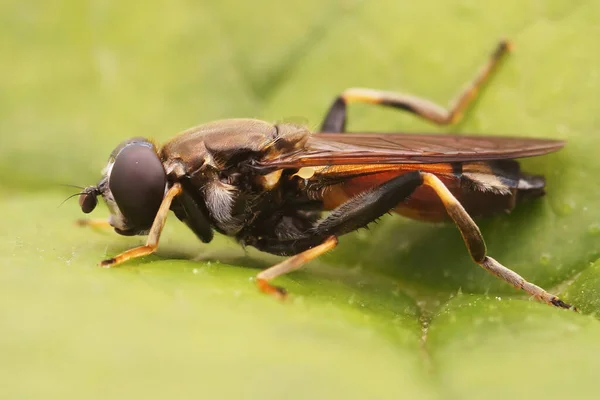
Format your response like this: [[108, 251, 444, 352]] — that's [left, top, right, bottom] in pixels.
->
[[251, 171, 423, 256], [320, 40, 511, 132], [253, 171, 423, 296]]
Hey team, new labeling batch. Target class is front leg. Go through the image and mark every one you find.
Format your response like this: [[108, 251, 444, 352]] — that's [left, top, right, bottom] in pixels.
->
[[100, 183, 182, 267], [76, 219, 112, 229]]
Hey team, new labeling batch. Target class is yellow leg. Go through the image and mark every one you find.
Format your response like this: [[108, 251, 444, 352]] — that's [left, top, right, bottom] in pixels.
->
[[256, 236, 338, 299], [99, 183, 182, 267], [321, 40, 512, 131], [76, 219, 112, 229], [421, 172, 575, 310]]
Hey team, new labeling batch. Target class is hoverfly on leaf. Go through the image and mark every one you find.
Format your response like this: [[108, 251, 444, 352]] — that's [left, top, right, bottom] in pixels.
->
[[77, 40, 574, 310]]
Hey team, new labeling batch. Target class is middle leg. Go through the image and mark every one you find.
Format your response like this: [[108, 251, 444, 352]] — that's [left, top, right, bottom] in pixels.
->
[[252, 170, 574, 310], [252, 171, 424, 296]]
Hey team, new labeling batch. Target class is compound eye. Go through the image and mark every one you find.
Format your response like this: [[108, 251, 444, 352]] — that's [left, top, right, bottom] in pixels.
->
[[109, 143, 167, 230], [79, 187, 98, 214]]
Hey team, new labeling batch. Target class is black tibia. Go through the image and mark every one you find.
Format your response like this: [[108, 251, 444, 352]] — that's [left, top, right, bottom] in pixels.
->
[[319, 40, 511, 133], [248, 171, 423, 256], [320, 97, 347, 132], [170, 182, 214, 243], [313, 171, 423, 236]]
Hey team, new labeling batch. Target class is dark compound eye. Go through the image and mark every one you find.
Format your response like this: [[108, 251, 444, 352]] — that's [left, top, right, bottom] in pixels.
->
[[109, 142, 167, 230], [79, 187, 99, 214]]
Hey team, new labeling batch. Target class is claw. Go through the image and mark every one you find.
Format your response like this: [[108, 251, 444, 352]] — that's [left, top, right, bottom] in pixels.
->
[[99, 258, 116, 268], [257, 278, 288, 301], [550, 297, 578, 312]]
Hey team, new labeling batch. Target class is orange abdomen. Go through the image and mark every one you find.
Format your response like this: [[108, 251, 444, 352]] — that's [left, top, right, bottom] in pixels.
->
[[319, 163, 518, 222]]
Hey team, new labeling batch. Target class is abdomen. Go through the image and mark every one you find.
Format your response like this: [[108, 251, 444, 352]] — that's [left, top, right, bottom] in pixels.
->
[[317, 160, 545, 222]]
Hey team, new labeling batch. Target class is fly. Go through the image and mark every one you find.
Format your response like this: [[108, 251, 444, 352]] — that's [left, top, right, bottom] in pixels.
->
[[77, 40, 574, 310]]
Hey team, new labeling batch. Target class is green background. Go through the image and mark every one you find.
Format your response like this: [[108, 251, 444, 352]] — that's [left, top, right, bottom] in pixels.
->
[[2, 0, 600, 398]]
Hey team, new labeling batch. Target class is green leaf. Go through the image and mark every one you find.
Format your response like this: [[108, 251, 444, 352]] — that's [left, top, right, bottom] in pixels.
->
[[2, 0, 599, 398]]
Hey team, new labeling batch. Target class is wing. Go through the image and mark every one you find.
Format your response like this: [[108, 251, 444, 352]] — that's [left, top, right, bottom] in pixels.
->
[[258, 132, 565, 168]]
